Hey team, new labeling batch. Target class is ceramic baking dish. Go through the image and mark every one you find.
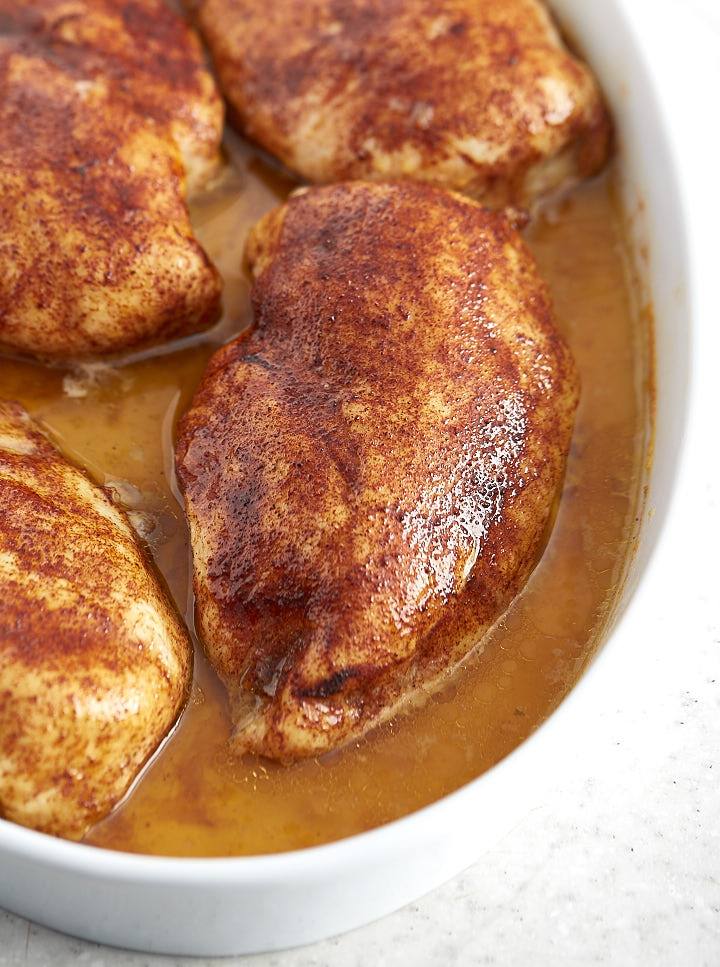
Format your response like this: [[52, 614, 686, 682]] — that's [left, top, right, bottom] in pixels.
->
[[0, 0, 692, 955]]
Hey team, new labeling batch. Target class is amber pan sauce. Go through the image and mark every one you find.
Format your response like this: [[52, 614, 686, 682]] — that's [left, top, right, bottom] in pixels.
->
[[0, 136, 651, 856]]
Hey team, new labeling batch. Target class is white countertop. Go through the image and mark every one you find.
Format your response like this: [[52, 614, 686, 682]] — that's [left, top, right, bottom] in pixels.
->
[[1, 1, 718, 963]]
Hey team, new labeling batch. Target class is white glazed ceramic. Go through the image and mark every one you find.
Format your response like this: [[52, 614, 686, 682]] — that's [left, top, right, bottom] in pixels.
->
[[0, 1, 692, 956]]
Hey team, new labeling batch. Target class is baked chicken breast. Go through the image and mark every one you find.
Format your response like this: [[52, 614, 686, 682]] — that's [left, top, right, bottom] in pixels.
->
[[0, 402, 191, 839], [176, 181, 580, 761], [0, 1, 223, 359], [2, 0, 224, 191], [194, 0, 610, 205]]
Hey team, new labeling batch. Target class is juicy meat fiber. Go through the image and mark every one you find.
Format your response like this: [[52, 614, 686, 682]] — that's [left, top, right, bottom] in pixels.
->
[[176, 181, 580, 761], [0, 1, 223, 359], [0, 401, 192, 839], [194, 0, 610, 206]]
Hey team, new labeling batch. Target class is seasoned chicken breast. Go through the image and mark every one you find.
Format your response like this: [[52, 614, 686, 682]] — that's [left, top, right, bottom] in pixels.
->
[[1, 0, 223, 192], [0, 1, 223, 359], [0, 402, 191, 839], [176, 181, 580, 761], [194, 0, 610, 206]]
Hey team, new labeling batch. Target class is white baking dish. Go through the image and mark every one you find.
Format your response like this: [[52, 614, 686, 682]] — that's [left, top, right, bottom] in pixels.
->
[[0, 1, 692, 955]]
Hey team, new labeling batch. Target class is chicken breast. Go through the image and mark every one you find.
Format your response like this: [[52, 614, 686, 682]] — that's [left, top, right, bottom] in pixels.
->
[[194, 0, 610, 206], [0, 401, 191, 839], [176, 181, 579, 761], [0, 1, 223, 360], [2, 0, 224, 192]]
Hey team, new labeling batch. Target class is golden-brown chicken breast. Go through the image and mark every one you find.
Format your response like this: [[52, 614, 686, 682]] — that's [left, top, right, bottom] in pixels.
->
[[0, 2, 223, 360], [194, 0, 610, 206], [0, 401, 191, 839], [2, 0, 224, 191], [176, 181, 580, 761]]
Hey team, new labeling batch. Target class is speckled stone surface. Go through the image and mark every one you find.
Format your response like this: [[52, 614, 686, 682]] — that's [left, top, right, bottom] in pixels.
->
[[1, 0, 718, 963]]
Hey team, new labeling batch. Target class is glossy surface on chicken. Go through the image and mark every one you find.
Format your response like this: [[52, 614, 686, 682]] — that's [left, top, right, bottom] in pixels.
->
[[0, 401, 191, 839], [194, 0, 610, 206], [176, 181, 580, 760], [0, 0, 223, 359]]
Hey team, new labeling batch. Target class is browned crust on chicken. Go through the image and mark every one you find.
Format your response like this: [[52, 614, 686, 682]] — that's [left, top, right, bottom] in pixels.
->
[[194, 0, 610, 206], [0, 401, 192, 839], [0, 1, 223, 359], [176, 181, 580, 760], [1, 0, 224, 190]]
